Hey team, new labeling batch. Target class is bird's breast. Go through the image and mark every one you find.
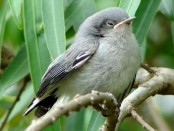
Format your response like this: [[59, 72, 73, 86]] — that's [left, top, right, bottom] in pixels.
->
[[58, 34, 140, 99]]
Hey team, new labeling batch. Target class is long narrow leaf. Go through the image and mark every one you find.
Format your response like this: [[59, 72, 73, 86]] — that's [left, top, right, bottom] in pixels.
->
[[64, 109, 85, 131], [8, 0, 23, 29], [119, 0, 141, 16], [44, 119, 61, 131], [8, 83, 34, 121], [65, 0, 96, 32], [87, 111, 105, 131], [132, 0, 161, 45], [42, 0, 66, 59], [0, 0, 9, 69], [23, 0, 51, 91]]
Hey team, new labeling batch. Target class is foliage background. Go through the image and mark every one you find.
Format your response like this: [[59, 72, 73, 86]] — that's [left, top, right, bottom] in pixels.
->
[[0, 0, 174, 130]]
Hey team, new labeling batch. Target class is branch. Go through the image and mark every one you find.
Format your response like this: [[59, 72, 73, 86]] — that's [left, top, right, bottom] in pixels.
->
[[131, 109, 157, 131], [0, 76, 29, 130], [118, 67, 174, 126], [146, 98, 170, 131], [26, 91, 119, 131], [140, 63, 155, 74], [26, 67, 174, 131]]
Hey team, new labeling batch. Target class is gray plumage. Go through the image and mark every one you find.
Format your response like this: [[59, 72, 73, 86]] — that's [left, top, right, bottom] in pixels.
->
[[24, 7, 141, 117]]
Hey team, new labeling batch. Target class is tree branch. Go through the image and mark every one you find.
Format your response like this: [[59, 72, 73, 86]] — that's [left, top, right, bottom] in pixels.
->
[[118, 67, 174, 126], [26, 91, 118, 131], [140, 63, 155, 74], [131, 109, 157, 131], [146, 98, 170, 131]]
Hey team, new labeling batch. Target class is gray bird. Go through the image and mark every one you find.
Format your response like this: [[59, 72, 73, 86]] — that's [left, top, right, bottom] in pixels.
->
[[24, 7, 141, 117]]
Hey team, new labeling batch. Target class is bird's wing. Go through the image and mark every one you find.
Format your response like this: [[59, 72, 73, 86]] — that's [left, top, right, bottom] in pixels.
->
[[37, 44, 98, 98], [23, 43, 99, 116]]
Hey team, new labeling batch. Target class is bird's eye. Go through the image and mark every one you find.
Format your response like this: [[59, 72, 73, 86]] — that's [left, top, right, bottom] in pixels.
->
[[106, 20, 115, 27]]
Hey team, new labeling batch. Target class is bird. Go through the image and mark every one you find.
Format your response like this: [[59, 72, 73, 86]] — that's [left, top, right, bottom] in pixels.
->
[[23, 7, 141, 118]]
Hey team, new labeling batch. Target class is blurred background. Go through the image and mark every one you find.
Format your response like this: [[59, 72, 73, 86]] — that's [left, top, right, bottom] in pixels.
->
[[0, 0, 174, 131]]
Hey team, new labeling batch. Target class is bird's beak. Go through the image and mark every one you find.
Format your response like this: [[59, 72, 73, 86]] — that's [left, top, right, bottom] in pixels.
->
[[114, 17, 135, 29]]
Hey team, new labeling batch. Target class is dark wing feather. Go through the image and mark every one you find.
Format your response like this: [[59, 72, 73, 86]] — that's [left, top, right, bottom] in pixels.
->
[[23, 43, 99, 116], [36, 47, 98, 98], [36, 62, 68, 97]]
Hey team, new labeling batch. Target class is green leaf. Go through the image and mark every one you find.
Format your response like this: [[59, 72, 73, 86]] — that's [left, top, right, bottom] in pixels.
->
[[64, 109, 85, 131], [0, 0, 9, 69], [65, 0, 96, 32], [0, 96, 14, 110], [95, 0, 119, 11], [87, 111, 105, 131], [44, 119, 61, 131], [84, 108, 93, 130], [8, 0, 23, 29], [23, 0, 51, 91], [64, 0, 73, 8], [0, 46, 29, 98], [42, 0, 66, 59], [132, 0, 161, 45], [140, 40, 147, 61], [159, 0, 174, 21], [119, 0, 141, 16], [171, 22, 174, 46], [8, 83, 34, 121], [0, 83, 33, 126]]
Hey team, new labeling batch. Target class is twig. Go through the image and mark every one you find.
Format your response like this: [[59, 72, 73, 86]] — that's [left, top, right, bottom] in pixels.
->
[[141, 63, 155, 74], [0, 76, 29, 131], [146, 98, 170, 131], [131, 110, 157, 131], [26, 91, 118, 131]]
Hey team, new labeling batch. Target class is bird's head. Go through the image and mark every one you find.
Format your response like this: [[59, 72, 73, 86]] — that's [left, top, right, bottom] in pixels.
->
[[76, 7, 135, 38]]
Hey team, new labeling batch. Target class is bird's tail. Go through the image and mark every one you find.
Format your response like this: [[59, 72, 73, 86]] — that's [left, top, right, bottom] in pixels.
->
[[35, 95, 58, 118], [23, 95, 58, 118], [23, 97, 40, 116]]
